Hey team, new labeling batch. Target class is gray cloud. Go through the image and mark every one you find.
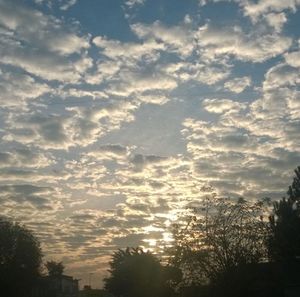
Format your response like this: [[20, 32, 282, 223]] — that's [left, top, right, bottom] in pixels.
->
[[0, 184, 57, 210], [0, 68, 50, 107]]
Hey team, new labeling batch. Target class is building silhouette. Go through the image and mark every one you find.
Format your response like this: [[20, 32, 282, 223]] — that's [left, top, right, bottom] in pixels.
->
[[32, 274, 79, 297]]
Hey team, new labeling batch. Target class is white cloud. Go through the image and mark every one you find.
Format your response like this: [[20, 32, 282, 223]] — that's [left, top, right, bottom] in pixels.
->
[[224, 76, 252, 93], [243, 0, 300, 21], [138, 94, 169, 105], [163, 62, 230, 85], [285, 50, 300, 68], [181, 116, 300, 198], [34, 0, 78, 10], [85, 60, 121, 85], [125, 0, 146, 8], [202, 98, 247, 114], [0, 48, 83, 82], [263, 63, 300, 91], [131, 21, 193, 57], [60, 0, 77, 10], [0, 0, 89, 55], [56, 88, 108, 100], [3, 100, 139, 149], [0, 0, 90, 82], [196, 24, 292, 62], [91, 34, 176, 100], [107, 72, 178, 96], [180, 50, 300, 198], [93, 36, 163, 62], [265, 12, 287, 32]]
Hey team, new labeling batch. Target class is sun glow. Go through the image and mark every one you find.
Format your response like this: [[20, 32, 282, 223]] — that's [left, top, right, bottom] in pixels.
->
[[162, 232, 174, 243], [143, 238, 157, 247]]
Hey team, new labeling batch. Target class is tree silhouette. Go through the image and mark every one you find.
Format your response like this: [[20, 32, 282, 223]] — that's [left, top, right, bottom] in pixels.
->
[[268, 166, 300, 262], [287, 166, 300, 203], [104, 247, 179, 297], [45, 260, 64, 276], [169, 195, 268, 289], [0, 217, 42, 297]]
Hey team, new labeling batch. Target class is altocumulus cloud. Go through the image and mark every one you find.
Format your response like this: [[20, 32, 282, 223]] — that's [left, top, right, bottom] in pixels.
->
[[0, 0, 300, 288]]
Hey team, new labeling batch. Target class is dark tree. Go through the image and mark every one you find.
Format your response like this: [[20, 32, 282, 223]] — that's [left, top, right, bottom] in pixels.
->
[[104, 247, 179, 297], [169, 194, 268, 293], [0, 217, 42, 297], [268, 166, 300, 262], [45, 260, 64, 276], [287, 166, 300, 203]]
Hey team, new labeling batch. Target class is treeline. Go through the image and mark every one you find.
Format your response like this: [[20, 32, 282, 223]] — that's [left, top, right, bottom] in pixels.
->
[[0, 217, 67, 297], [104, 167, 300, 297], [1, 167, 300, 297], [0, 218, 42, 297]]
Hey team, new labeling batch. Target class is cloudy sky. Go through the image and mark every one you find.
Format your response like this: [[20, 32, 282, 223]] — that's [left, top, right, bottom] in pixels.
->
[[1, 0, 300, 288]]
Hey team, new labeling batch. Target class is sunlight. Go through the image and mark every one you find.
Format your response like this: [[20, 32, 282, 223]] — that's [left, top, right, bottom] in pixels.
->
[[143, 225, 164, 233], [162, 232, 174, 243], [143, 238, 157, 247]]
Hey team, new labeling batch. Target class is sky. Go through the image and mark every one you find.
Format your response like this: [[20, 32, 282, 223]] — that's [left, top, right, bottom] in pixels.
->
[[1, 0, 300, 288]]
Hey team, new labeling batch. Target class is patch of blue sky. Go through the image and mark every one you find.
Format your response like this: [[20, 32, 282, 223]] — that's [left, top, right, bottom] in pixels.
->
[[231, 58, 278, 87], [199, 1, 247, 27], [100, 99, 190, 155], [59, 0, 136, 41], [127, 0, 199, 25], [284, 10, 300, 41]]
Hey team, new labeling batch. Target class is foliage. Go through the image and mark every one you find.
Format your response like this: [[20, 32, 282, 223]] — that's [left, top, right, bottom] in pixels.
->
[[0, 217, 42, 297], [169, 194, 269, 287], [287, 166, 300, 203], [45, 260, 65, 276], [104, 247, 180, 297], [268, 166, 300, 262]]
